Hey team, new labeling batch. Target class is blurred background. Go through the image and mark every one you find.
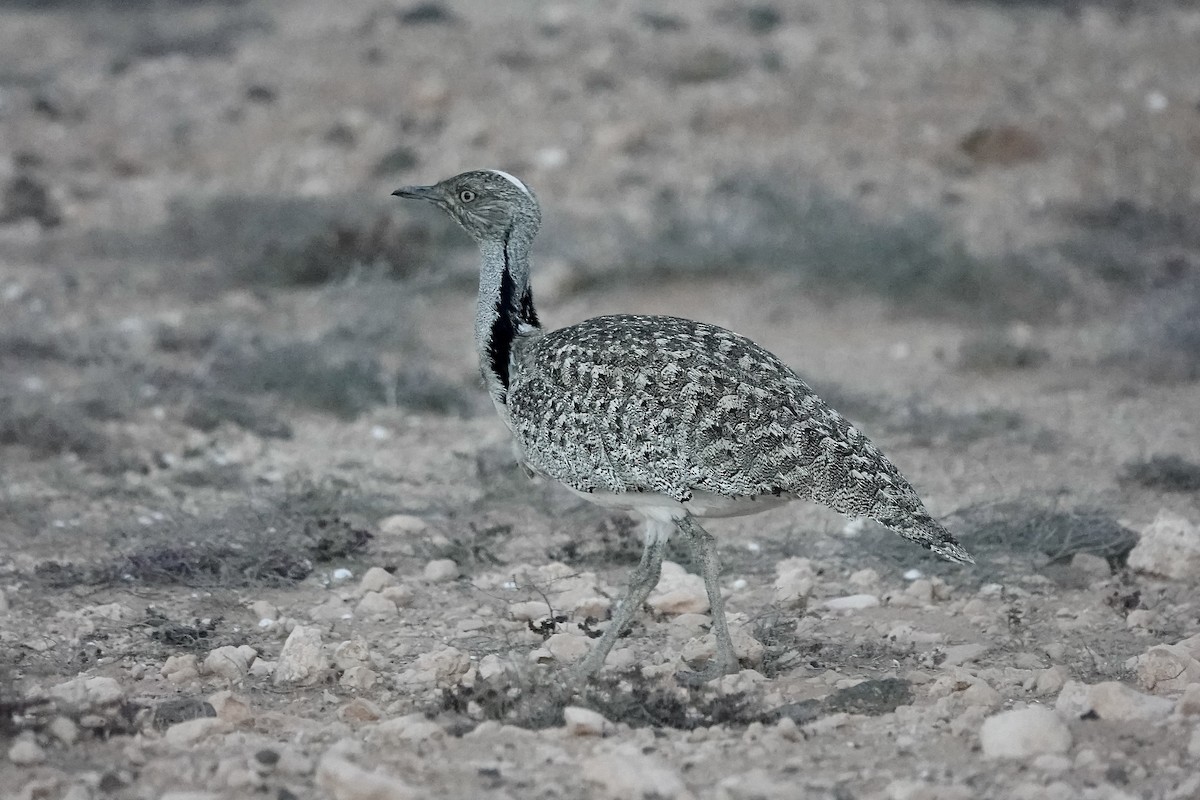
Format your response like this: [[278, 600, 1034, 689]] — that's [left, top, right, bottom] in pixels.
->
[[1, 0, 1199, 629]]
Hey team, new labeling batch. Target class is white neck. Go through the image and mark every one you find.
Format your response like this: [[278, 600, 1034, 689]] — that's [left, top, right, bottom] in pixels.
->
[[474, 228, 541, 413]]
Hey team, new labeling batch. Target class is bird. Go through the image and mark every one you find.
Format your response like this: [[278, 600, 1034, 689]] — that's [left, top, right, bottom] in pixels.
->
[[392, 169, 973, 683]]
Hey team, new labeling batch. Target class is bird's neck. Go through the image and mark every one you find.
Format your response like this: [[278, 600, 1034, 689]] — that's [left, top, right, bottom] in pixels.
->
[[475, 228, 542, 411]]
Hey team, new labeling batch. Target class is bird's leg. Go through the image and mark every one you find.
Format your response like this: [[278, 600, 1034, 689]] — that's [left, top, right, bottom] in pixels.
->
[[676, 516, 740, 685], [573, 518, 668, 680]]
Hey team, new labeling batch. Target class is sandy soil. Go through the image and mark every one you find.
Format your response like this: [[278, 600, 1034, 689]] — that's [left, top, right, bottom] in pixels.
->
[[2, 1, 1200, 799]]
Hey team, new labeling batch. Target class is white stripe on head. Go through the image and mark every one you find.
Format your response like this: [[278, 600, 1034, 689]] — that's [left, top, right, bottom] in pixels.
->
[[490, 169, 532, 199]]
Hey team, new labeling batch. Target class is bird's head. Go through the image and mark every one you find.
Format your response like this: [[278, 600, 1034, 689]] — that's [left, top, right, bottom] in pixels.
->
[[392, 169, 541, 243]]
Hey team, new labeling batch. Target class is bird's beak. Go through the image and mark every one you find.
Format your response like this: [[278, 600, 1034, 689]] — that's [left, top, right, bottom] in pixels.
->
[[391, 185, 438, 201]]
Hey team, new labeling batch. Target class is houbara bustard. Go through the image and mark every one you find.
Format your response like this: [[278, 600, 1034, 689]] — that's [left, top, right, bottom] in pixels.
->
[[393, 169, 973, 682]]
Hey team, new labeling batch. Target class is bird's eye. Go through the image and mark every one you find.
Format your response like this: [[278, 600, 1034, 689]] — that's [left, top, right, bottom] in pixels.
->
[[459, 189, 476, 203]]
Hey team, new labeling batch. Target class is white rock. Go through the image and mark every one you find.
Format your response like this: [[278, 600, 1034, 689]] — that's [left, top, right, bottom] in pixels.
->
[[564, 706, 612, 736], [340, 666, 378, 690], [477, 654, 507, 682], [423, 559, 460, 582], [397, 646, 470, 687], [544, 633, 591, 664], [980, 706, 1071, 759], [330, 568, 354, 584], [49, 675, 125, 713], [316, 752, 418, 800], [582, 745, 686, 798], [334, 637, 372, 670], [274, 625, 326, 686], [1055, 680, 1174, 721], [356, 591, 398, 617], [1127, 643, 1200, 693], [8, 735, 45, 765], [1087, 681, 1174, 721], [1189, 725, 1200, 758], [773, 557, 815, 606], [1069, 553, 1111, 581], [378, 514, 428, 536], [207, 690, 252, 724], [508, 600, 554, 621], [1128, 510, 1200, 579], [48, 716, 79, 745], [849, 568, 879, 588], [961, 681, 1002, 709], [381, 585, 415, 607], [161, 654, 200, 685], [716, 768, 793, 800], [203, 646, 249, 682], [1035, 665, 1070, 695], [249, 600, 278, 621], [940, 643, 990, 667], [1176, 683, 1200, 716], [647, 561, 708, 615], [822, 594, 880, 612], [164, 717, 227, 746], [373, 713, 444, 742], [904, 579, 934, 604], [358, 567, 397, 593]]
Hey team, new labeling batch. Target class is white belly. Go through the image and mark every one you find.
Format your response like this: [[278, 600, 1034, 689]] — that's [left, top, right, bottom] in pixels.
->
[[564, 485, 795, 522]]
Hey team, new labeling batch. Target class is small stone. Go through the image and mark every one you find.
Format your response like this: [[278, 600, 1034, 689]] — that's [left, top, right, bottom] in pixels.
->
[[1128, 643, 1200, 693], [1069, 553, 1111, 581], [905, 579, 934, 604], [334, 638, 372, 670], [1128, 510, 1200, 580], [359, 567, 397, 593], [508, 600, 553, 621], [773, 557, 815, 607], [8, 735, 46, 765], [338, 698, 383, 723], [1035, 666, 1070, 695], [543, 633, 592, 664], [564, 706, 612, 736], [356, 591, 398, 617], [582, 745, 686, 798], [397, 646, 470, 687], [162, 654, 201, 685], [164, 717, 227, 746], [316, 752, 418, 800], [647, 561, 708, 615], [249, 600, 278, 621], [381, 585, 415, 607], [822, 594, 880, 612], [378, 514, 428, 535], [340, 666, 378, 690], [207, 690, 252, 724], [1125, 609, 1157, 629], [423, 559, 460, 582], [373, 713, 444, 742], [203, 646, 249, 682], [980, 706, 1071, 759], [716, 768, 792, 800], [1087, 681, 1174, 721], [331, 567, 354, 584], [849, 568, 879, 588], [1176, 683, 1200, 715], [1055, 679, 1173, 721], [48, 716, 79, 745], [961, 681, 1002, 709], [477, 654, 507, 682], [274, 625, 326, 686], [940, 643, 990, 667]]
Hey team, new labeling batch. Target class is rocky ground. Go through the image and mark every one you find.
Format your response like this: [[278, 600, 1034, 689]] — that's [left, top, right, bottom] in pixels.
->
[[2, 1, 1200, 798]]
